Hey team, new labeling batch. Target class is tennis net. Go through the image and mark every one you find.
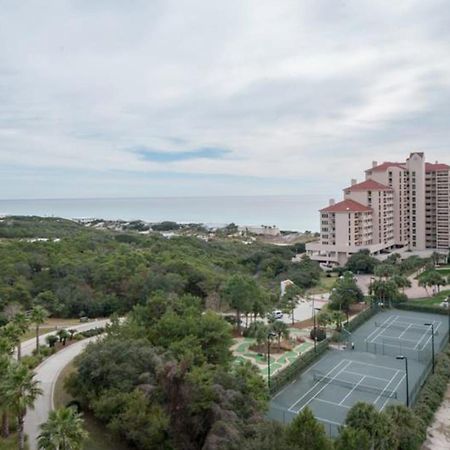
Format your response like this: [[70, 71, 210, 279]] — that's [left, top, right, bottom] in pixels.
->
[[313, 371, 397, 399], [374, 320, 438, 335]]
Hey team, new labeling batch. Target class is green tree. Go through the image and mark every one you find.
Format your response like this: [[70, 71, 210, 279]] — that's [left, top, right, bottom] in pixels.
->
[[270, 320, 289, 350], [391, 274, 412, 292], [418, 270, 446, 296], [46, 334, 58, 348], [334, 426, 371, 450], [345, 402, 396, 450], [0, 346, 13, 438], [247, 321, 270, 357], [384, 404, 426, 450], [329, 272, 363, 317], [38, 407, 88, 450], [11, 312, 29, 360], [56, 329, 70, 346], [369, 279, 399, 308], [221, 275, 258, 333], [280, 284, 303, 324], [345, 250, 378, 274], [374, 263, 397, 279], [2, 362, 43, 450], [30, 305, 49, 354], [285, 407, 332, 450]]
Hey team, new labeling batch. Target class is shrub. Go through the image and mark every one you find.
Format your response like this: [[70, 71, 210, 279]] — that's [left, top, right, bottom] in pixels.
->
[[310, 327, 327, 342], [413, 346, 450, 428]]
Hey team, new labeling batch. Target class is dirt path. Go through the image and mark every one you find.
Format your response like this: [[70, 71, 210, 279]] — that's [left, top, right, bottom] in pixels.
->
[[422, 384, 450, 450]]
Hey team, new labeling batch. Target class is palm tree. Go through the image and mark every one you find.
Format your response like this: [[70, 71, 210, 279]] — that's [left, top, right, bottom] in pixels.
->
[[270, 320, 289, 350], [11, 312, 30, 360], [56, 329, 70, 346], [38, 407, 88, 450], [0, 335, 15, 438], [30, 306, 49, 354], [0, 353, 11, 438], [3, 362, 43, 450]]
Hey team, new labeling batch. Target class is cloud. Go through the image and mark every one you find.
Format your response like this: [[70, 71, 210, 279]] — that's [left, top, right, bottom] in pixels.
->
[[134, 147, 230, 162], [0, 0, 450, 198]]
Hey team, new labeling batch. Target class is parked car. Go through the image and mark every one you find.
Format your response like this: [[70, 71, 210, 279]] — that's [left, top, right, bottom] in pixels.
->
[[267, 310, 283, 321]]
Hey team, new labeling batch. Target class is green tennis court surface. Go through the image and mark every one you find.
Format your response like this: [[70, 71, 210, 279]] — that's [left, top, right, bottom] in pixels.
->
[[269, 309, 449, 436]]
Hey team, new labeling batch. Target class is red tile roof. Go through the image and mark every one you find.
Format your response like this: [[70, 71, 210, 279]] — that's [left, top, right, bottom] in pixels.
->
[[426, 162, 450, 172], [344, 179, 393, 192], [366, 162, 406, 172], [320, 199, 372, 213]]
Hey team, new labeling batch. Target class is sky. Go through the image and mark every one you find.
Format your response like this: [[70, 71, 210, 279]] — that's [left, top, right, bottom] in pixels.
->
[[1, 0, 450, 199]]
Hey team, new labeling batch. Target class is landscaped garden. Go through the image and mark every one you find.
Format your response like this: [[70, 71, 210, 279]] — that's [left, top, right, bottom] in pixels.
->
[[231, 327, 313, 378]]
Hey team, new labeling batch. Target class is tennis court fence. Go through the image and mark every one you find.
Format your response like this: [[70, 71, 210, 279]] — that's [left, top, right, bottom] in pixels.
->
[[268, 404, 341, 437]]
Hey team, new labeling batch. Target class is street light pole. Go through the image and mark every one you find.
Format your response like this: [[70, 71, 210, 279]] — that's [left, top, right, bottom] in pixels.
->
[[396, 355, 409, 407], [424, 323, 435, 374], [267, 331, 276, 389], [313, 307, 321, 353]]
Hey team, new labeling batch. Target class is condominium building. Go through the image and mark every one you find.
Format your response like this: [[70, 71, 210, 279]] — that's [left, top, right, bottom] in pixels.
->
[[306, 152, 450, 266]]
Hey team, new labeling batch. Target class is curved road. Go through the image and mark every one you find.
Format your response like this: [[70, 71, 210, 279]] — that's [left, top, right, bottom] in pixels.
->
[[20, 319, 109, 359], [23, 321, 108, 450]]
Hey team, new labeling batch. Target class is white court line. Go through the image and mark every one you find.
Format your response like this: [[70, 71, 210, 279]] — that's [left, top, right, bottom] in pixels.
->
[[272, 356, 329, 400], [369, 315, 401, 344], [398, 323, 413, 339], [290, 360, 353, 412], [380, 373, 406, 411], [397, 314, 443, 324], [339, 375, 367, 406], [315, 398, 351, 409], [414, 327, 431, 351], [374, 369, 400, 406], [419, 321, 442, 351], [345, 370, 391, 382], [365, 314, 397, 342], [287, 359, 349, 411], [349, 359, 400, 374], [316, 417, 342, 426]]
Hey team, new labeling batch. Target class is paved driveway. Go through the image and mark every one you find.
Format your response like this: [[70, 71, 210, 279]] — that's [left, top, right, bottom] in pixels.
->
[[19, 319, 108, 358], [24, 336, 101, 450]]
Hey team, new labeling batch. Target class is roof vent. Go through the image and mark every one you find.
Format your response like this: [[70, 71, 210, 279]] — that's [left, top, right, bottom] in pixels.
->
[[351, 179, 357, 186], [329, 198, 335, 206], [372, 161, 378, 168]]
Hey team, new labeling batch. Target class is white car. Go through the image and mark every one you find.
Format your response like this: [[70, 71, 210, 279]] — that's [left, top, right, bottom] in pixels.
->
[[272, 310, 283, 319]]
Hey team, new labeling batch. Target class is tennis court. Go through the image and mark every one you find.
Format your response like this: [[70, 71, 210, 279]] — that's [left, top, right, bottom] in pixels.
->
[[269, 309, 448, 436]]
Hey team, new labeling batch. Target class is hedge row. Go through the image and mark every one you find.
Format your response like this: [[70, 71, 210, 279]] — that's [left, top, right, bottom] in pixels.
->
[[344, 305, 377, 332], [413, 345, 450, 429], [269, 339, 329, 395], [397, 302, 449, 316], [78, 327, 105, 338]]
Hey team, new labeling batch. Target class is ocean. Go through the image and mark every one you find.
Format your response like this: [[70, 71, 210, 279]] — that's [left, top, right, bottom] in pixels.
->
[[0, 195, 329, 232]]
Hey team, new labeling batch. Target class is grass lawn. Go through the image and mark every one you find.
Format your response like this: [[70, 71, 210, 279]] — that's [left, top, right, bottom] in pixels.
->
[[436, 267, 450, 276], [0, 434, 29, 450], [307, 273, 337, 295], [21, 318, 92, 342], [410, 289, 450, 307]]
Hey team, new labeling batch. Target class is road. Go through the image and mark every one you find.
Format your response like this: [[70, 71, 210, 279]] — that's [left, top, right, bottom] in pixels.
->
[[20, 319, 109, 358], [23, 336, 101, 450]]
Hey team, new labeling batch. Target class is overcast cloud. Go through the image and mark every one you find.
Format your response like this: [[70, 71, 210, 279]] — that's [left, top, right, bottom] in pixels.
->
[[1, 0, 450, 199]]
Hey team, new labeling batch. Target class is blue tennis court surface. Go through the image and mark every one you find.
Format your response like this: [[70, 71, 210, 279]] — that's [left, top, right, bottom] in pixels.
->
[[269, 309, 448, 436]]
